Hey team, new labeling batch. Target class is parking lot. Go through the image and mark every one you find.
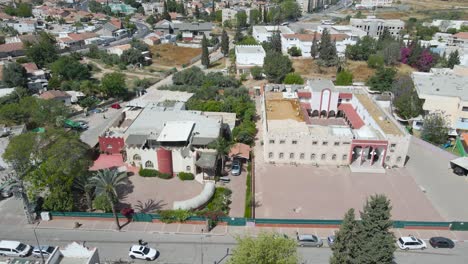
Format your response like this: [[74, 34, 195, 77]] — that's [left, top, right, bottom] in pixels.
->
[[75, 106, 124, 147], [254, 162, 444, 221]]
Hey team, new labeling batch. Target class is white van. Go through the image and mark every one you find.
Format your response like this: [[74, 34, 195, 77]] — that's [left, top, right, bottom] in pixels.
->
[[0, 240, 32, 257]]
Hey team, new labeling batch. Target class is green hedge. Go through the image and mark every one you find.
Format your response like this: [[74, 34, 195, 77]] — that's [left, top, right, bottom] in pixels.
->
[[244, 162, 252, 218], [159, 209, 192, 223], [178, 172, 195, 181], [139, 168, 172, 179]]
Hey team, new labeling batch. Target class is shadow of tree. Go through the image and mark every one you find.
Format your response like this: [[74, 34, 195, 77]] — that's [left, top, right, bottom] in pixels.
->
[[116, 178, 134, 210], [135, 199, 167, 213]]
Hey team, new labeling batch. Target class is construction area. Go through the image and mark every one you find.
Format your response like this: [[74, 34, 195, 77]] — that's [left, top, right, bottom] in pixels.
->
[[264, 92, 304, 122]]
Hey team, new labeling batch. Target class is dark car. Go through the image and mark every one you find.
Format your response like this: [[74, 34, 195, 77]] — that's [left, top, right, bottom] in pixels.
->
[[429, 237, 455, 248]]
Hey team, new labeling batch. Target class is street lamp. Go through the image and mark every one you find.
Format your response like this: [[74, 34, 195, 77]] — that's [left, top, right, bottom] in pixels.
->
[[200, 228, 204, 264], [33, 222, 45, 264]]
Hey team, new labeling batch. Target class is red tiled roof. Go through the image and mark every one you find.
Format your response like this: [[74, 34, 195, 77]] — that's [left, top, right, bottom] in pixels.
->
[[282, 33, 318, 42], [454, 32, 468, 40], [330, 33, 349, 42], [339, 93, 353, 99], [21, 62, 38, 73], [0, 12, 13, 20], [338, 103, 364, 129], [0, 42, 24, 52], [229, 143, 251, 159], [109, 18, 122, 29], [39, 90, 70, 100], [297, 90, 312, 99], [68, 32, 98, 41]]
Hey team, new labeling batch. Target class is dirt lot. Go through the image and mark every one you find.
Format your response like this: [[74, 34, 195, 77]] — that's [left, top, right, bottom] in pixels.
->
[[400, 0, 468, 10], [293, 59, 417, 82], [150, 44, 201, 67]]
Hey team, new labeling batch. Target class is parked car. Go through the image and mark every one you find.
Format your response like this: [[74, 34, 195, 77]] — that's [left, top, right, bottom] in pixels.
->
[[75, 120, 89, 130], [429, 237, 455, 248], [327, 235, 336, 247], [90, 108, 107, 114], [231, 160, 241, 176], [111, 103, 122, 109], [397, 236, 427, 250], [0, 240, 32, 257], [219, 176, 230, 183], [32, 246, 56, 258], [0, 188, 13, 198], [128, 245, 158, 261], [297, 234, 323, 247]]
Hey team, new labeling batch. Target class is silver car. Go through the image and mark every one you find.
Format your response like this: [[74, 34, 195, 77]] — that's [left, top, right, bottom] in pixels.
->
[[231, 160, 241, 176], [32, 246, 56, 258], [297, 234, 323, 247]]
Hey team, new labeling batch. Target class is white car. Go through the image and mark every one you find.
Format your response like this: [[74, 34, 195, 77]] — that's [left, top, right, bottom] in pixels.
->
[[0, 240, 32, 257], [128, 245, 158, 261], [397, 236, 427, 250]]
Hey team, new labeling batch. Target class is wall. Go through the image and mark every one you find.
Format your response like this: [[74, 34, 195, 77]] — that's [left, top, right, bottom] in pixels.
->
[[127, 147, 158, 169], [98, 136, 124, 154], [172, 148, 196, 174], [157, 148, 173, 175], [86, 249, 100, 264]]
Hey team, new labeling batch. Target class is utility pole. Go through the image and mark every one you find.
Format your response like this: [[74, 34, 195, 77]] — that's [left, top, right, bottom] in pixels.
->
[[33, 223, 45, 264], [200, 229, 204, 264]]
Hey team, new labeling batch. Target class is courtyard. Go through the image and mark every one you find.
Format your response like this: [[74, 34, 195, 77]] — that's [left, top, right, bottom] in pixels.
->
[[254, 163, 444, 221]]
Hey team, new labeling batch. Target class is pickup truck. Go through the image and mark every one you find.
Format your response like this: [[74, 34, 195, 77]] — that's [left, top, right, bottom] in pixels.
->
[[450, 157, 468, 176]]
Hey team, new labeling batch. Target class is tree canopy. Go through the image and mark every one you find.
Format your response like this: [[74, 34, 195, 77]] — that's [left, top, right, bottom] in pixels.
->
[[2, 62, 27, 88], [283, 73, 304, 84], [228, 232, 299, 264], [25, 32, 59, 68], [263, 52, 292, 83], [422, 111, 450, 145], [366, 67, 397, 92], [50, 56, 91, 82], [100, 72, 127, 97]]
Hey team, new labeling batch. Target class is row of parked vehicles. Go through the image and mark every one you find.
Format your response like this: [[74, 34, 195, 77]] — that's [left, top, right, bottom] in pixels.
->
[[0, 240, 55, 258], [295, 234, 455, 250]]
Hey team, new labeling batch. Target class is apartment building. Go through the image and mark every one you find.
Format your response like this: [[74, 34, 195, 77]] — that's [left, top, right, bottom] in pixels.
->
[[261, 79, 410, 172], [412, 66, 468, 132], [350, 17, 404, 37], [357, 0, 393, 8], [221, 7, 251, 24]]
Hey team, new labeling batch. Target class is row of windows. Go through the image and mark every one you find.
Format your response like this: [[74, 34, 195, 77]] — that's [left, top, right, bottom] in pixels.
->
[[269, 152, 348, 161], [269, 140, 351, 146]]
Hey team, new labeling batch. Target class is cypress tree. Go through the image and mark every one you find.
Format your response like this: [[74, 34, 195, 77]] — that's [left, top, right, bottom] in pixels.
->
[[330, 208, 359, 264], [318, 29, 337, 66], [271, 31, 282, 53], [310, 31, 318, 58], [447, 50, 460, 69], [221, 29, 229, 56], [355, 194, 396, 264], [263, 6, 268, 24], [194, 5, 200, 19], [259, 7, 263, 24], [162, 1, 171, 21], [201, 34, 210, 67], [234, 26, 243, 42]]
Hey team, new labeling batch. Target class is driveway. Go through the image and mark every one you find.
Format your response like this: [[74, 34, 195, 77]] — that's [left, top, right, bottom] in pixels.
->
[[405, 136, 468, 221], [77, 106, 123, 147]]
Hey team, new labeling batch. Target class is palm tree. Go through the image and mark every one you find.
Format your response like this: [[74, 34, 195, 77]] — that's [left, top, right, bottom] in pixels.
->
[[90, 169, 128, 230], [73, 173, 94, 212], [214, 137, 233, 174]]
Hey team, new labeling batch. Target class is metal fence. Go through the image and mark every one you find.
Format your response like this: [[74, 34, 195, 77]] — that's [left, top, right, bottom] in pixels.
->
[[455, 137, 467, 157], [48, 212, 466, 230]]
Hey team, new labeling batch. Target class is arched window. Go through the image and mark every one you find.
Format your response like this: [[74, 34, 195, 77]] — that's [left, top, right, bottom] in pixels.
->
[[145, 161, 154, 168], [133, 154, 141, 161]]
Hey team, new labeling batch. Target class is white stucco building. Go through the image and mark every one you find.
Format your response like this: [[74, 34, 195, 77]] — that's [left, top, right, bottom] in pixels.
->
[[261, 80, 410, 172], [357, 0, 393, 8], [252, 25, 294, 43], [350, 17, 404, 38], [412, 66, 468, 132], [235, 45, 266, 74]]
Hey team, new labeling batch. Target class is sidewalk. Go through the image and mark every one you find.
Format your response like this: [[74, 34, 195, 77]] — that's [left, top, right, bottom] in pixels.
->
[[35, 218, 468, 242]]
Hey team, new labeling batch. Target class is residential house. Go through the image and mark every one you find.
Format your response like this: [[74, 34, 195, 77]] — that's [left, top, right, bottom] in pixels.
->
[[0, 42, 24, 58], [109, 3, 137, 15], [96, 18, 123, 37], [261, 80, 410, 171], [424, 20, 468, 32], [235, 45, 266, 74], [22, 62, 48, 92], [252, 25, 294, 43], [39, 90, 72, 106], [357, 0, 393, 8], [57, 32, 98, 49], [142, 2, 165, 14], [350, 17, 404, 38], [107, 44, 132, 56], [154, 19, 173, 35], [6, 20, 39, 34], [281, 32, 353, 57], [317, 25, 367, 41], [144, 34, 161, 46], [221, 7, 251, 24], [412, 66, 468, 133], [448, 32, 468, 48], [5, 34, 39, 44], [174, 22, 213, 40]]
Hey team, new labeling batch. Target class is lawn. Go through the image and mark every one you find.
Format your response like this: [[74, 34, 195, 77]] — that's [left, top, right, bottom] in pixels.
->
[[150, 44, 202, 67], [293, 59, 417, 82]]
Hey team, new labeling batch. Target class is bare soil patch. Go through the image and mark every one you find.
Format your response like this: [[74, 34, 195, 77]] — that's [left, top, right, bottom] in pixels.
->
[[150, 44, 202, 67]]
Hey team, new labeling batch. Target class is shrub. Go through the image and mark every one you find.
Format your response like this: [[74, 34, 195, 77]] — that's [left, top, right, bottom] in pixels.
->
[[121, 207, 135, 218], [367, 54, 384, 69], [200, 187, 232, 215], [250, 66, 263, 80], [93, 194, 112, 213], [288, 47, 302, 57], [139, 168, 159, 177], [244, 162, 252, 218], [335, 70, 353, 86], [139, 168, 172, 179], [283, 73, 304, 85], [159, 209, 192, 223], [178, 172, 195, 181]]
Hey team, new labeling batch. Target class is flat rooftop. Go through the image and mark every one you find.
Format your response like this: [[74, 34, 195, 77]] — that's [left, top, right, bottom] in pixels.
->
[[412, 70, 468, 101], [253, 25, 293, 34], [157, 121, 195, 142], [265, 92, 304, 122], [355, 94, 403, 136], [235, 45, 265, 54]]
